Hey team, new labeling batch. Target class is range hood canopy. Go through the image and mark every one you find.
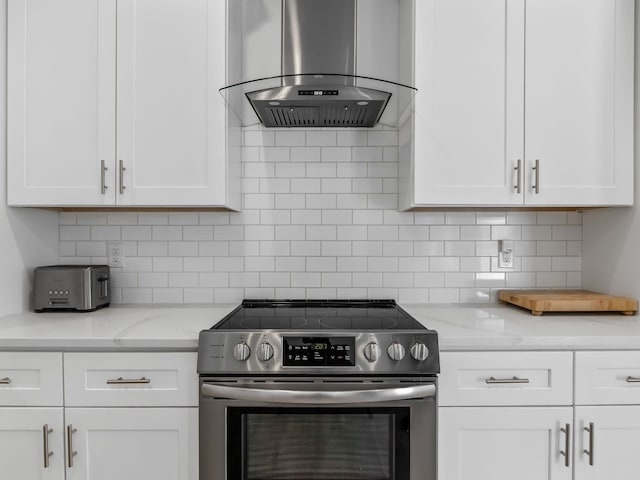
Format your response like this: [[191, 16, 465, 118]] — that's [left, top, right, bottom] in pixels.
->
[[221, 0, 416, 128]]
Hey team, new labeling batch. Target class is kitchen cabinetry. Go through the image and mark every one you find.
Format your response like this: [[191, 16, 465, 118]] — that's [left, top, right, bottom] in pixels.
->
[[400, 0, 634, 209], [439, 350, 640, 480], [0, 351, 198, 480], [573, 351, 640, 479], [0, 353, 65, 480], [7, 0, 240, 209], [438, 351, 574, 480]]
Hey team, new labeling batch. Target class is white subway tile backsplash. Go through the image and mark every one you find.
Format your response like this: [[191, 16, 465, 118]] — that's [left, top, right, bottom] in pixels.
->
[[183, 257, 213, 272], [353, 273, 383, 288], [383, 241, 414, 257], [60, 226, 90, 241], [275, 131, 306, 146], [76, 242, 106, 257], [275, 194, 306, 209], [307, 131, 337, 147], [321, 241, 352, 257], [246, 257, 275, 272], [152, 257, 184, 272], [139, 273, 169, 288], [245, 245, 281, 263], [352, 147, 383, 163], [184, 288, 214, 303], [62, 128, 581, 304], [290, 147, 322, 164], [430, 257, 460, 272], [321, 147, 352, 162], [138, 213, 169, 225], [337, 131, 367, 146], [169, 273, 199, 288], [168, 242, 198, 257], [430, 226, 460, 241], [152, 226, 182, 241], [552, 225, 582, 241]]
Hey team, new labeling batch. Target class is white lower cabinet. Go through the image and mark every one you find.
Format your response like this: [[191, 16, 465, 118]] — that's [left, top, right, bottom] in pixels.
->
[[439, 406, 573, 480], [573, 406, 640, 480], [0, 408, 65, 480], [1, 352, 198, 480], [439, 351, 640, 480], [65, 407, 197, 480]]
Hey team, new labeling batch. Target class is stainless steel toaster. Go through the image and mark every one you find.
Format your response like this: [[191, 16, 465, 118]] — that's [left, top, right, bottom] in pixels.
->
[[33, 265, 110, 312]]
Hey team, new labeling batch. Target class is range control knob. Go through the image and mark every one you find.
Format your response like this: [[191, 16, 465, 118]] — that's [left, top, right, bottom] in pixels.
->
[[410, 342, 429, 362], [363, 343, 380, 363], [387, 342, 406, 361], [233, 342, 251, 361], [258, 342, 274, 362]]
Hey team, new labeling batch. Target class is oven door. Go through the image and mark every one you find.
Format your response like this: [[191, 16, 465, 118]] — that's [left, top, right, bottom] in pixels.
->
[[199, 378, 436, 480]]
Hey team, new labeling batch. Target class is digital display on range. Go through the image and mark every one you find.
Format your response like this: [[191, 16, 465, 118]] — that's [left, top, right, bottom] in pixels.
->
[[283, 337, 355, 367]]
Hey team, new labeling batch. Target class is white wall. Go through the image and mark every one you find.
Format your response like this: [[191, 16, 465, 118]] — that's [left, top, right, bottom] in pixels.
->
[[582, 2, 640, 299], [0, 1, 59, 315]]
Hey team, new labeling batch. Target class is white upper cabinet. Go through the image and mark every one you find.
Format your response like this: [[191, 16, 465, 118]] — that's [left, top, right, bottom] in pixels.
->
[[7, 0, 240, 209], [524, 0, 634, 206], [401, 0, 634, 209], [7, 0, 116, 207]]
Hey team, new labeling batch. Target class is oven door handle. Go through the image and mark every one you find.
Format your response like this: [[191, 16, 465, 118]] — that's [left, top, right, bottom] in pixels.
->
[[201, 383, 436, 404]]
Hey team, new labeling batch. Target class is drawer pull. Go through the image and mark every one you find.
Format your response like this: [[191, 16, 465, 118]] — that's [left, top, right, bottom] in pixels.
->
[[0, 377, 11, 384], [584, 422, 594, 466], [560, 423, 570, 467], [626, 376, 640, 383], [485, 376, 530, 384], [42, 425, 54, 468], [106, 376, 151, 385], [66, 425, 77, 468]]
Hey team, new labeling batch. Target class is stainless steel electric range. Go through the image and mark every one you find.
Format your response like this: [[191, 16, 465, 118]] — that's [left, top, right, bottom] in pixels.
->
[[197, 299, 439, 480]]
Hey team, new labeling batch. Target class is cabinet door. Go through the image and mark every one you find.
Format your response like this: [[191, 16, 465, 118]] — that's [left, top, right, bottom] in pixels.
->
[[574, 406, 640, 480], [411, 0, 525, 206], [116, 0, 230, 207], [0, 408, 64, 480], [524, 0, 634, 206], [7, 0, 116, 206], [65, 407, 197, 480], [438, 406, 573, 480]]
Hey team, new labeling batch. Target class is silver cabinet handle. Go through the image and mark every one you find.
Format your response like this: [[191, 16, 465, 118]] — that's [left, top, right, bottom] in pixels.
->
[[560, 423, 570, 467], [100, 160, 108, 194], [201, 383, 436, 405], [118, 159, 126, 195], [42, 425, 54, 468], [514, 159, 522, 194], [66, 425, 77, 468], [584, 422, 594, 466], [106, 376, 151, 385], [0, 377, 11, 384], [626, 376, 640, 383], [485, 376, 530, 384], [532, 159, 540, 194]]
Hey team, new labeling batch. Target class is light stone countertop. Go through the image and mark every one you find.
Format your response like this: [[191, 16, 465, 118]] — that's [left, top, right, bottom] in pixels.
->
[[0, 303, 639, 351]]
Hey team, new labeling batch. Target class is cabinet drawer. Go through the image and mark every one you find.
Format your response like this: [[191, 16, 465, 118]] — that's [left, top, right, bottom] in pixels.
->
[[575, 351, 640, 405], [64, 352, 197, 406], [439, 351, 573, 406], [0, 352, 63, 406]]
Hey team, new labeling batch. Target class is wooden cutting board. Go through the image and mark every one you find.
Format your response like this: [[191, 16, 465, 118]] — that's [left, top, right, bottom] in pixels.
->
[[498, 290, 638, 316]]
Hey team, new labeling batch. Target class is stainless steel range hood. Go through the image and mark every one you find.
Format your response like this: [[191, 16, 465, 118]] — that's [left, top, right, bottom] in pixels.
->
[[221, 0, 416, 128]]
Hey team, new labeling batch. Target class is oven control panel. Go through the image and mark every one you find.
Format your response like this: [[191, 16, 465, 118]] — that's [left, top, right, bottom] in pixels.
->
[[283, 337, 355, 367], [198, 331, 440, 375]]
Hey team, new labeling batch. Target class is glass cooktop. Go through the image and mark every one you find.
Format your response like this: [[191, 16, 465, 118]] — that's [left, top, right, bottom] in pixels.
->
[[211, 299, 427, 331]]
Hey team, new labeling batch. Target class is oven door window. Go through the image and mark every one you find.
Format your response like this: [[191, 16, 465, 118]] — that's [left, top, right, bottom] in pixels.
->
[[227, 407, 410, 480]]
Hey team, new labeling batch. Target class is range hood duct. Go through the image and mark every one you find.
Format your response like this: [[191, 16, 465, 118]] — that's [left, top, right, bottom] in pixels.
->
[[221, 0, 416, 129]]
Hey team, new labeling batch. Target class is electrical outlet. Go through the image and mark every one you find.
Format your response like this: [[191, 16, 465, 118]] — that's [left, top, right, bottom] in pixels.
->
[[498, 240, 514, 268], [108, 242, 124, 268]]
